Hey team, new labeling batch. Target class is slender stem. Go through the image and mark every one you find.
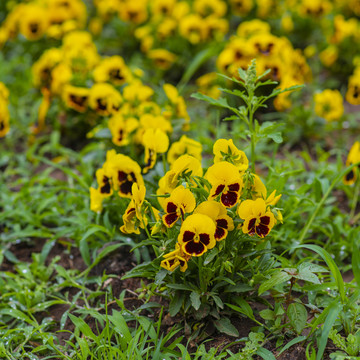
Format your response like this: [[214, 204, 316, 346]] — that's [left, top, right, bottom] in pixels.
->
[[350, 177, 360, 220], [248, 106, 256, 173], [297, 162, 360, 246]]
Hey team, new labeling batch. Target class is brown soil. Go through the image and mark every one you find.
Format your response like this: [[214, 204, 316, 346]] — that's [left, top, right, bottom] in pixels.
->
[[1, 238, 334, 359]]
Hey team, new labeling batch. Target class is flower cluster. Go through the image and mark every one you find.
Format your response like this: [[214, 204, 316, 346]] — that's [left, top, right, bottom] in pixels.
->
[[0, 82, 10, 138], [0, 0, 86, 45], [216, 19, 311, 111], [90, 135, 282, 273], [158, 138, 282, 271]]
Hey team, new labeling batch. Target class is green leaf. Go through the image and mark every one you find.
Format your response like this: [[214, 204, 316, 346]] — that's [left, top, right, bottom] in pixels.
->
[[287, 303, 307, 335], [169, 292, 185, 316], [278, 336, 307, 355], [259, 309, 275, 321], [316, 301, 342, 360], [191, 92, 237, 113], [0, 308, 35, 326], [108, 310, 132, 343], [258, 271, 292, 295], [256, 347, 277, 360], [296, 269, 320, 284], [268, 132, 283, 144], [212, 295, 224, 309], [352, 237, 360, 287], [190, 291, 201, 311], [213, 317, 239, 337], [293, 245, 346, 304], [69, 314, 97, 340], [204, 248, 218, 265]]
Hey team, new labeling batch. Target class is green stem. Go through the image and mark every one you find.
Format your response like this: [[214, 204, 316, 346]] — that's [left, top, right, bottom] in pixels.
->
[[248, 108, 256, 173], [350, 177, 360, 220], [298, 162, 360, 246]]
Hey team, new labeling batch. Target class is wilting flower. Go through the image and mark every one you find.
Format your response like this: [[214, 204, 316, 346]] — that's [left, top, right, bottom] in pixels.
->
[[142, 128, 169, 173], [120, 183, 147, 234], [213, 139, 248, 172], [160, 244, 190, 272], [206, 161, 243, 208], [314, 89, 344, 122], [343, 141, 360, 185], [93, 55, 132, 86], [62, 85, 89, 112], [237, 198, 275, 238], [178, 214, 216, 256], [167, 135, 202, 165], [162, 185, 196, 228], [89, 83, 122, 116], [195, 200, 234, 241]]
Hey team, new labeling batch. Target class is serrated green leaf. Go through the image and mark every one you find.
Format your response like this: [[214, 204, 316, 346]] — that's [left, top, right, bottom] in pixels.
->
[[287, 303, 307, 335], [258, 271, 292, 295], [213, 317, 239, 337]]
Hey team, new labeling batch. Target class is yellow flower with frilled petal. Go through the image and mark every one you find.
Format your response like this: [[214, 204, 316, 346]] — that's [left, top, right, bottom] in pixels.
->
[[0, 97, 10, 138], [93, 55, 132, 86], [104, 150, 144, 198], [195, 200, 234, 241], [120, 183, 147, 234], [19, 4, 48, 41], [62, 85, 89, 113], [89, 83, 122, 116], [205, 162, 243, 208], [213, 139, 248, 172], [237, 198, 275, 238], [314, 89, 344, 122], [142, 128, 169, 173], [89, 187, 106, 213], [343, 142, 360, 185], [108, 114, 138, 146], [162, 185, 196, 228], [167, 135, 202, 165], [148, 49, 177, 70], [178, 214, 216, 256]]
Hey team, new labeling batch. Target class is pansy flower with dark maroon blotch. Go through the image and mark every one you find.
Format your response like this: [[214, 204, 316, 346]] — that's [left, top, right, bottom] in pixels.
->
[[63, 84, 90, 113], [194, 200, 234, 241], [108, 114, 139, 147], [205, 161, 243, 208], [237, 198, 275, 238], [89, 83, 122, 116], [160, 244, 191, 272], [162, 185, 196, 228], [343, 141, 360, 185], [95, 167, 113, 197], [178, 214, 216, 257], [105, 150, 144, 199]]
